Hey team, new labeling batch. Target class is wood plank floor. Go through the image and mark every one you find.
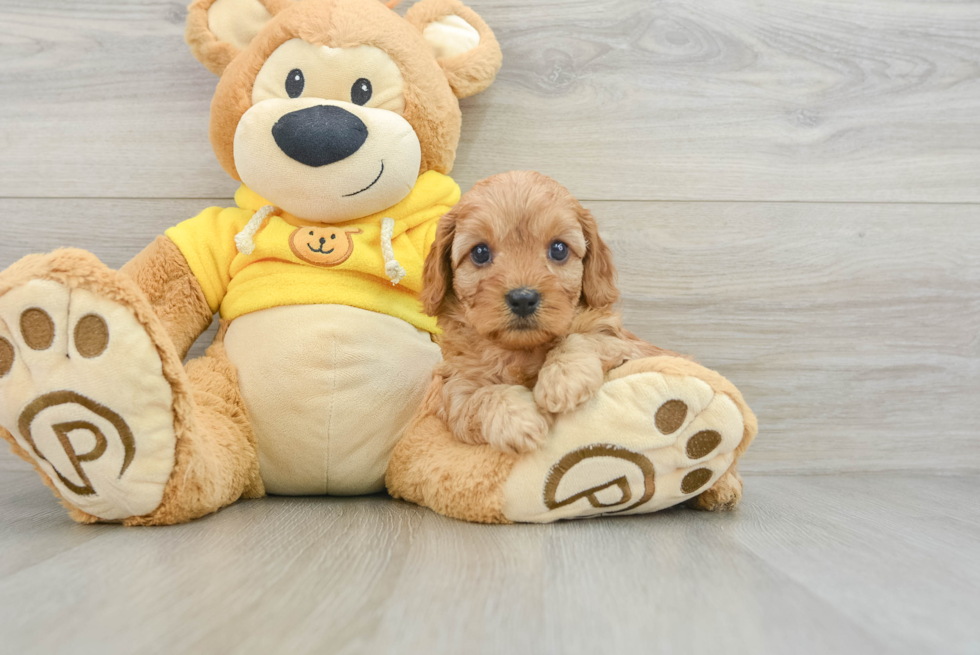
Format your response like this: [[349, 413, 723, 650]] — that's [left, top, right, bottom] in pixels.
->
[[0, 470, 977, 654]]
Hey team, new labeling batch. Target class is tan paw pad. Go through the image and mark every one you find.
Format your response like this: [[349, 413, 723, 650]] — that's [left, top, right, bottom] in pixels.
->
[[686, 430, 722, 459], [20, 307, 55, 350], [0, 337, 13, 376], [680, 468, 713, 494]]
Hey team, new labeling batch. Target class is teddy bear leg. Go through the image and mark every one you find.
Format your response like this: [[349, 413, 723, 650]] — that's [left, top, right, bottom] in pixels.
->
[[386, 380, 519, 524], [500, 355, 757, 523], [124, 334, 264, 526], [0, 249, 260, 525]]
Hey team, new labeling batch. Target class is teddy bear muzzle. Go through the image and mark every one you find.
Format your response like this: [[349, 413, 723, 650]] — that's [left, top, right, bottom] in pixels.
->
[[233, 97, 422, 222]]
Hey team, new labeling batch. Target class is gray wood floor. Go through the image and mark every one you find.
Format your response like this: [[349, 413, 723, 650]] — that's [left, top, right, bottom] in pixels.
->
[[1, 470, 978, 655]]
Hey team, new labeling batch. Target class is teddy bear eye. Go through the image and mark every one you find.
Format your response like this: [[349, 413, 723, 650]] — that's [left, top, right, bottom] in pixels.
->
[[331, 234, 336, 239], [470, 243, 491, 265], [351, 78, 372, 106], [286, 69, 305, 98], [549, 240, 570, 262]]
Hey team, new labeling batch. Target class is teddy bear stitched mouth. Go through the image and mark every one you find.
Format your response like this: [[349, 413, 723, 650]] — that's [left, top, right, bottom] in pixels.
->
[[342, 160, 385, 197], [308, 244, 335, 254]]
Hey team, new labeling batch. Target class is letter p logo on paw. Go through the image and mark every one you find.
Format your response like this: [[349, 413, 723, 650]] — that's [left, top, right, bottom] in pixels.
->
[[543, 444, 656, 516], [18, 391, 135, 497]]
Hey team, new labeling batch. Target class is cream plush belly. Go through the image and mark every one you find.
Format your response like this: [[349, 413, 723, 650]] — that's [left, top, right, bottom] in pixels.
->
[[224, 305, 441, 495]]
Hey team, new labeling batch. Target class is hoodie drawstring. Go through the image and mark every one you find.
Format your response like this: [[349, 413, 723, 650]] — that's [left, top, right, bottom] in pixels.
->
[[380, 217, 406, 285], [235, 205, 278, 255]]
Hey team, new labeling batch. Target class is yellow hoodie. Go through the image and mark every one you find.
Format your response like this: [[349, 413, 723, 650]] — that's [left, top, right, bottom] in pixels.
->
[[166, 171, 458, 333]]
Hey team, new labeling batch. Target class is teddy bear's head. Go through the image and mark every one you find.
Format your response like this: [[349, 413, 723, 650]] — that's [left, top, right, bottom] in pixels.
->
[[186, 0, 501, 222]]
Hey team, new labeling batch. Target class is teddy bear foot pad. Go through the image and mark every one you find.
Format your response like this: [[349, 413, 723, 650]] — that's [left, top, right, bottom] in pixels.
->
[[502, 365, 745, 522], [0, 279, 176, 520]]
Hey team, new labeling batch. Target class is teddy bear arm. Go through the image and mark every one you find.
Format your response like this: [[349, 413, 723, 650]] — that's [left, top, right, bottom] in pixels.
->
[[120, 235, 214, 360]]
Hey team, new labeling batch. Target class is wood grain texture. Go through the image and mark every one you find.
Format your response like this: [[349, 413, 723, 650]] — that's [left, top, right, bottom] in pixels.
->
[[0, 0, 978, 201], [0, 470, 977, 654], [1, 198, 977, 474]]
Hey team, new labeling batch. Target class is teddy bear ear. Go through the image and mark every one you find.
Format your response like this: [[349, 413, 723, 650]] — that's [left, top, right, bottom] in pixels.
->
[[185, 0, 292, 75], [404, 0, 503, 99]]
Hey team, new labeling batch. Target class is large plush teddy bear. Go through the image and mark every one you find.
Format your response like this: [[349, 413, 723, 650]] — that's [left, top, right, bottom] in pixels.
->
[[0, 0, 502, 524]]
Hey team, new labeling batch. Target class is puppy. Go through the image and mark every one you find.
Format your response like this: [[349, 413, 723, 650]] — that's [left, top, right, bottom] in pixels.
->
[[421, 171, 679, 454]]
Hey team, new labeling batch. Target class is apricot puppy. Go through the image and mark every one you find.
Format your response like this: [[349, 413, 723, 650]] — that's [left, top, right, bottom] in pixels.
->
[[421, 171, 676, 454]]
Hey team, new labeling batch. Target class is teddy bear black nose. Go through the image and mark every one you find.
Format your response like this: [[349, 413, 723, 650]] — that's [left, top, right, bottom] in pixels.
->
[[505, 288, 541, 318], [272, 105, 368, 167]]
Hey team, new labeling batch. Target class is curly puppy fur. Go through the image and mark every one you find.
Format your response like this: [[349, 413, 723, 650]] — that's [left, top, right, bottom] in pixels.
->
[[421, 171, 682, 455]]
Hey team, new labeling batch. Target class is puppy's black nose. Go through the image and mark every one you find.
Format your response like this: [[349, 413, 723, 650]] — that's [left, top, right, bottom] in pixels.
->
[[272, 105, 368, 167], [505, 288, 541, 318]]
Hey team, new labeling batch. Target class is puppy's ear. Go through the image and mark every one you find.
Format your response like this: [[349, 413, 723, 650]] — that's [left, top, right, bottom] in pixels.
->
[[186, 0, 291, 75], [421, 210, 458, 317], [405, 0, 503, 98], [577, 205, 620, 310]]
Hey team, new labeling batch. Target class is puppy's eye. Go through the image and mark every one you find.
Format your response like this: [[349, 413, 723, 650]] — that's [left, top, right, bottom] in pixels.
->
[[549, 240, 570, 262], [351, 78, 372, 105], [470, 244, 492, 265], [286, 69, 305, 98]]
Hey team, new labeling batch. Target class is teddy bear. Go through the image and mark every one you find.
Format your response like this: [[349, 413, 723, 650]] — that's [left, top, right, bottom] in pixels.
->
[[0, 0, 502, 525]]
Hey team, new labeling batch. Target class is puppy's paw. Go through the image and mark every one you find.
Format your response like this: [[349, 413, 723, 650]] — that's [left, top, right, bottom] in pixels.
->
[[534, 352, 605, 414], [481, 386, 549, 454]]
